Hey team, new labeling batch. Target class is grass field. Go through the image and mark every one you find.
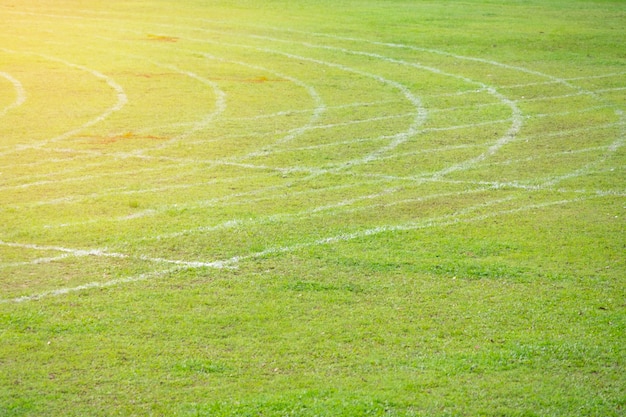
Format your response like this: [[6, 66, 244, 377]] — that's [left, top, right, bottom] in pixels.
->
[[1, 0, 625, 415]]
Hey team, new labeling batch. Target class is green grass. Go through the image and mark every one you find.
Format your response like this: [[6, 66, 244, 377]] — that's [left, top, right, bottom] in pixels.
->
[[1, 0, 625, 415]]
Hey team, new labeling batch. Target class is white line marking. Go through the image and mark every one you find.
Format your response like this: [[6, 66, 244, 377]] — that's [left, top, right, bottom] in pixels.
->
[[1, 11, 622, 305], [199, 52, 326, 156], [158, 32, 427, 165], [0, 49, 127, 154], [218, 195, 594, 268], [0, 240, 231, 269], [0, 254, 72, 269], [542, 109, 625, 187], [144, 186, 497, 242], [127, 59, 227, 152], [0, 71, 26, 117], [2, 267, 184, 303], [0, 195, 596, 303], [220, 30, 522, 174]]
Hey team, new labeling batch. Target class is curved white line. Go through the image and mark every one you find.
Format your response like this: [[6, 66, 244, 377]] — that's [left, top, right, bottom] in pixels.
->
[[36, 54, 128, 146], [1, 194, 597, 303], [232, 26, 624, 185], [168, 34, 427, 167], [233, 31, 522, 176], [131, 59, 227, 152], [198, 52, 326, 158], [0, 9, 621, 304], [0, 71, 26, 117], [0, 49, 127, 154]]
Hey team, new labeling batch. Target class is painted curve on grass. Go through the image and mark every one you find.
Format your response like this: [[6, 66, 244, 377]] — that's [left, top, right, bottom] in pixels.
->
[[0, 71, 27, 118], [0, 5, 623, 302], [0, 48, 127, 156]]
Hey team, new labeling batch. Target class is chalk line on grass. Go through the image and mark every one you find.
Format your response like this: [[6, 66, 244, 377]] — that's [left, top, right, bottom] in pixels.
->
[[6, 98, 399, 192], [0, 254, 72, 269], [0, 35, 322, 195], [0, 60, 227, 199], [243, 26, 625, 182], [232, 29, 523, 176], [130, 136, 623, 248], [1, 267, 184, 304], [2, 10, 623, 306], [86, 28, 327, 157], [143, 185, 499, 243], [0, 71, 26, 118], [541, 109, 625, 188], [0, 16, 528, 210], [198, 52, 326, 156], [38, 176, 380, 229], [123, 59, 227, 153], [0, 49, 127, 155], [0, 48, 128, 147], [17, 113, 620, 227], [0, 240, 231, 269], [29, 175, 249, 209], [6, 7, 616, 181], [157, 32, 427, 165], [161, 195, 597, 270], [1, 194, 598, 304], [503, 71, 626, 89]]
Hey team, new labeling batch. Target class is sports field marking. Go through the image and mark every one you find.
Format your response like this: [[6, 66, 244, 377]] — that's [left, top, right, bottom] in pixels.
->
[[0, 65, 225, 200], [302, 31, 584, 90], [0, 11, 575, 191], [37, 178, 387, 229], [432, 176, 625, 197], [172, 29, 523, 171], [542, 109, 625, 188], [31, 46, 230, 155], [198, 52, 326, 154], [24, 175, 250, 209], [530, 104, 615, 119], [82, 29, 328, 155], [143, 185, 514, 245], [258, 26, 621, 106], [0, 49, 127, 147], [117, 28, 427, 162], [228, 99, 399, 121], [1, 267, 184, 304], [504, 71, 626, 88], [13, 113, 621, 227], [285, 31, 618, 181], [1, 100, 607, 198], [223, 29, 524, 174], [18, 160, 617, 275], [1, 193, 597, 304], [1, 17, 617, 157], [4, 100, 608, 196], [1, 37, 327, 191], [131, 61, 227, 152], [1, 8, 622, 304], [0, 240, 231, 270], [0, 254, 72, 269], [189, 57, 419, 170], [0, 71, 26, 117], [594, 86, 626, 94], [7, 91, 604, 203]]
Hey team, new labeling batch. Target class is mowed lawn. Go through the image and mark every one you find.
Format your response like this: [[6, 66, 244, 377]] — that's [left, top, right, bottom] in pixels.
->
[[1, 0, 624, 415]]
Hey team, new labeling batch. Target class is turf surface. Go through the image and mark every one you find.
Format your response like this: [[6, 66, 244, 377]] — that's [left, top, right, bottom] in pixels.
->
[[1, 1, 625, 415]]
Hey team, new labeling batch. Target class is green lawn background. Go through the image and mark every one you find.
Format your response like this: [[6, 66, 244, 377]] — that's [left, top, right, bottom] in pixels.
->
[[0, 0, 624, 416]]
